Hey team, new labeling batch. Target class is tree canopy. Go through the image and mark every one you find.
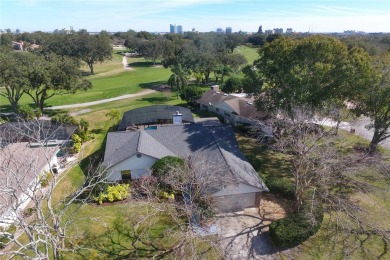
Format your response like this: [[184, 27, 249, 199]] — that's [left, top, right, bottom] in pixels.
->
[[255, 35, 372, 118], [353, 53, 390, 152]]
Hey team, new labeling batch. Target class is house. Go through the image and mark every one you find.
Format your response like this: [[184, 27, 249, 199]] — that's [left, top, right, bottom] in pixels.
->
[[0, 120, 77, 228], [12, 41, 24, 51], [0, 120, 78, 144], [0, 143, 59, 228], [103, 105, 268, 213], [196, 86, 267, 126], [118, 105, 195, 131]]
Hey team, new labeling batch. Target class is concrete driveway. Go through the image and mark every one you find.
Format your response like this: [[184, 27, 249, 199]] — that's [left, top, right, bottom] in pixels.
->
[[216, 195, 294, 259], [350, 116, 390, 149]]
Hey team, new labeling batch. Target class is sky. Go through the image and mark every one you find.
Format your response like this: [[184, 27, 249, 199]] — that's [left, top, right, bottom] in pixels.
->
[[0, 0, 389, 33]]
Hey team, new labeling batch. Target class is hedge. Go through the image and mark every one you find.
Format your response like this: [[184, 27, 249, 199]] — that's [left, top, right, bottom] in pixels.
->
[[264, 175, 295, 199], [269, 203, 324, 247]]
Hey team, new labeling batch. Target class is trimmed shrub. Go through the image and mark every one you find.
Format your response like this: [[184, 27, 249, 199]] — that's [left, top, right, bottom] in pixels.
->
[[151, 156, 185, 177], [264, 175, 295, 199], [18, 104, 35, 120], [94, 184, 130, 204], [269, 203, 324, 247], [71, 134, 82, 153]]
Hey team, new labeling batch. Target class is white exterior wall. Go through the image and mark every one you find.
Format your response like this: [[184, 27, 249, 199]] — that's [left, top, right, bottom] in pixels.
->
[[200, 104, 256, 126], [0, 151, 59, 229], [106, 153, 158, 181]]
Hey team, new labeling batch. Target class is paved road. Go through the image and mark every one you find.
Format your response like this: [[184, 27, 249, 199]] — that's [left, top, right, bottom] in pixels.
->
[[315, 116, 390, 150], [44, 89, 156, 110], [350, 116, 390, 150]]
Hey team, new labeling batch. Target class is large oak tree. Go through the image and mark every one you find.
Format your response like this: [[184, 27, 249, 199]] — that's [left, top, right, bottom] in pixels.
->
[[255, 35, 372, 119]]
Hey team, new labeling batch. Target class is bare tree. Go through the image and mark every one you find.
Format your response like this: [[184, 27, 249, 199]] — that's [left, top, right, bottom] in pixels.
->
[[0, 119, 108, 259], [251, 107, 390, 254], [92, 153, 234, 259]]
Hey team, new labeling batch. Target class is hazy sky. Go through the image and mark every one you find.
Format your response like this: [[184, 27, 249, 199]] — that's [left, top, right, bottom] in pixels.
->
[[1, 0, 389, 33]]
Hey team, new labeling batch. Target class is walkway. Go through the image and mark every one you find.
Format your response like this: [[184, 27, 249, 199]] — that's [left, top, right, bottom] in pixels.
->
[[44, 89, 156, 110]]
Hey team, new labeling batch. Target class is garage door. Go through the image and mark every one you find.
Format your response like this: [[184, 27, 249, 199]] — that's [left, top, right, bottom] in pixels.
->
[[214, 192, 260, 213]]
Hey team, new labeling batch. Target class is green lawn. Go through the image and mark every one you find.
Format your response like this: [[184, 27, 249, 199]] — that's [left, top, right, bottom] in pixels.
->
[[0, 54, 171, 112], [233, 45, 259, 65]]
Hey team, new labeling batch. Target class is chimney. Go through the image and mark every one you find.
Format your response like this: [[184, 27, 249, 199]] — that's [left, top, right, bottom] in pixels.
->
[[172, 111, 183, 125], [211, 85, 220, 91]]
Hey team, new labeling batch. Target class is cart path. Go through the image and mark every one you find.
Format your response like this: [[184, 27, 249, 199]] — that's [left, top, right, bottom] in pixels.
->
[[44, 89, 156, 110]]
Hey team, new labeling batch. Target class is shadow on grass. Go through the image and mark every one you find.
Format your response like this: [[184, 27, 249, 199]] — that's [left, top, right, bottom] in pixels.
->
[[128, 61, 155, 67], [136, 96, 170, 104], [0, 104, 13, 113], [78, 125, 119, 181], [90, 128, 104, 135], [139, 81, 167, 90]]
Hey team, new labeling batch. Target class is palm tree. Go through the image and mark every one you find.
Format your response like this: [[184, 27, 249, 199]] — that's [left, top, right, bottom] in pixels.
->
[[167, 64, 189, 98], [214, 64, 233, 84]]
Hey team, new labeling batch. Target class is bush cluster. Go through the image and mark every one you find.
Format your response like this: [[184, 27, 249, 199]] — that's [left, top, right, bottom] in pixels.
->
[[94, 184, 130, 205], [39, 171, 53, 187], [264, 175, 295, 199], [71, 134, 82, 153], [269, 203, 324, 247]]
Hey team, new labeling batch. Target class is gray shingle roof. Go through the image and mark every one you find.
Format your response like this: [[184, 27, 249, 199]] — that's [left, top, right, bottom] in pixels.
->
[[103, 124, 268, 192], [118, 105, 195, 131]]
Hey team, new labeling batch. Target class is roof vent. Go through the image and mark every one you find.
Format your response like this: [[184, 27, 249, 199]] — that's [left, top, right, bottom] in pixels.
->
[[172, 111, 183, 125], [247, 102, 253, 105], [223, 93, 228, 96]]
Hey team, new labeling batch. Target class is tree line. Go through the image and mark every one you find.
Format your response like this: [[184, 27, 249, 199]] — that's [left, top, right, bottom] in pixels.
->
[[0, 30, 113, 114]]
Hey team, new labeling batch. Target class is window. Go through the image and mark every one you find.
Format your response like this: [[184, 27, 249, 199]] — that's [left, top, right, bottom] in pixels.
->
[[121, 170, 131, 181]]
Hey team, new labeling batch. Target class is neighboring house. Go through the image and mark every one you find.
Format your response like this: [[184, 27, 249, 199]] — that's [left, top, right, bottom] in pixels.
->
[[0, 120, 77, 228], [12, 41, 23, 51], [0, 143, 59, 228], [103, 105, 268, 213], [118, 105, 195, 131], [197, 86, 267, 126], [0, 120, 78, 145]]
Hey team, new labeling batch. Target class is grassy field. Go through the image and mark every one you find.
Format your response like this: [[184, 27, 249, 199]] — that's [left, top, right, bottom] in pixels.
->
[[0, 52, 171, 111], [0, 47, 258, 112], [233, 45, 259, 65]]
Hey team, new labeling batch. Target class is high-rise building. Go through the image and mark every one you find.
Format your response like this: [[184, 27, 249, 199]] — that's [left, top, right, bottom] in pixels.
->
[[177, 25, 183, 34], [286, 28, 293, 34], [170, 24, 183, 34], [264, 29, 273, 35], [273, 28, 283, 34], [258, 25, 263, 34], [216, 28, 224, 33], [170, 24, 176, 33], [226, 27, 232, 34]]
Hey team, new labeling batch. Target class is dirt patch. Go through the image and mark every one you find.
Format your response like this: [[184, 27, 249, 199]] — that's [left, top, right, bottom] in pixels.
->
[[259, 194, 295, 229]]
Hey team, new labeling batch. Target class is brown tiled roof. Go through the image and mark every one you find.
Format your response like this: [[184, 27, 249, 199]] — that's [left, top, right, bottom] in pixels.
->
[[197, 90, 266, 119], [197, 89, 236, 106]]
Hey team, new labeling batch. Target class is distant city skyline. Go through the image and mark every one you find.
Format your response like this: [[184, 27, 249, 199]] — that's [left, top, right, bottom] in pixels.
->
[[1, 0, 389, 33]]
